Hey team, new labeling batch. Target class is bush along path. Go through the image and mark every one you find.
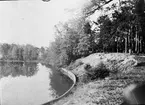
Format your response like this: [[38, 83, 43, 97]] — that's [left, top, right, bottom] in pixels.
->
[[51, 54, 145, 105]]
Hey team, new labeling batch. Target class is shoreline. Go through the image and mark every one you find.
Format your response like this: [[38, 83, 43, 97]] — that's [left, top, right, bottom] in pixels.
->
[[42, 68, 76, 105]]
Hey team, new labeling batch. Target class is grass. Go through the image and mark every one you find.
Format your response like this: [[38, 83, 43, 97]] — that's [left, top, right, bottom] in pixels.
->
[[52, 53, 145, 105], [96, 66, 145, 105]]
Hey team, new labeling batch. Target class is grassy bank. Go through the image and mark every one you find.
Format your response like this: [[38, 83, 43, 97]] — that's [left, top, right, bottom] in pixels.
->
[[51, 53, 145, 105]]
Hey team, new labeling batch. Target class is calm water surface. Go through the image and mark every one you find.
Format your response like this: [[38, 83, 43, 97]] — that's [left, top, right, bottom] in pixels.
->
[[0, 62, 73, 105]]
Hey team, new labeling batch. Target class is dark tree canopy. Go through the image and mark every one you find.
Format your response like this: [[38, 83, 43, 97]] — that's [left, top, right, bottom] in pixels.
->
[[38, 0, 145, 67]]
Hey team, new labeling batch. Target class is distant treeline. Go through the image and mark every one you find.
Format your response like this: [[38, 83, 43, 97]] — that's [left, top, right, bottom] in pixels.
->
[[0, 43, 39, 61]]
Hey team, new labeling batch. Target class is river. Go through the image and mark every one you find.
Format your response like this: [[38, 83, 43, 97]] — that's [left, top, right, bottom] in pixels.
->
[[0, 62, 73, 105]]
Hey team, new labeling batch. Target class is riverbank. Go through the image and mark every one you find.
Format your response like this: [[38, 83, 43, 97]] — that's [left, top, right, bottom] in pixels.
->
[[51, 53, 145, 105], [43, 68, 76, 105]]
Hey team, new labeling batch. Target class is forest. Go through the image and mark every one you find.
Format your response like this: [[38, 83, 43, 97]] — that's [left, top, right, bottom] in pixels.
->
[[1, 0, 145, 67], [40, 0, 145, 67]]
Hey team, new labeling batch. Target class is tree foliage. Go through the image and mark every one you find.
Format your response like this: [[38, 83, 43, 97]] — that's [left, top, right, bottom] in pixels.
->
[[0, 43, 39, 61], [40, 0, 145, 67]]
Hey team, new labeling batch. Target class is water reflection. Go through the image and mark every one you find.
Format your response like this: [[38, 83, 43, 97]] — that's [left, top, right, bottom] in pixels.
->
[[0, 63, 73, 105], [48, 67, 73, 97], [0, 62, 38, 78], [0, 63, 54, 105]]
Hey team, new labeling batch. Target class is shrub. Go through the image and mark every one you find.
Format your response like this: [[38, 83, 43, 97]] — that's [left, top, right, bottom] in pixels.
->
[[84, 63, 91, 71], [84, 62, 110, 81]]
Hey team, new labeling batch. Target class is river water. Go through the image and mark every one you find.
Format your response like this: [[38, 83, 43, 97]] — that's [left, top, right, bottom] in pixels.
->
[[0, 62, 73, 105]]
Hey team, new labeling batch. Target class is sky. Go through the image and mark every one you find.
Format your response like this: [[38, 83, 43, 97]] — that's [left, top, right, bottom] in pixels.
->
[[0, 0, 88, 48]]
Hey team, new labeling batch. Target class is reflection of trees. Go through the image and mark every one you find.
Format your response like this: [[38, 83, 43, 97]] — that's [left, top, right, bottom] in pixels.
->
[[49, 67, 73, 96], [0, 62, 38, 79]]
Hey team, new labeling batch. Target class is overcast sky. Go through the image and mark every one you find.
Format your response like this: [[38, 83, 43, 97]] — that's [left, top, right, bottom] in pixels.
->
[[0, 0, 88, 48]]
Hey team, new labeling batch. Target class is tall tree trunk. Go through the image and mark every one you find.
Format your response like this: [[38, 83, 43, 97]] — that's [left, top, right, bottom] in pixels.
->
[[128, 27, 131, 54], [139, 37, 142, 53], [137, 34, 140, 54], [130, 26, 134, 53], [143, 41, 145, 53], [135, 25, 138, 53], [117, 39, 118, 53], [125, 37, 127, 53]]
